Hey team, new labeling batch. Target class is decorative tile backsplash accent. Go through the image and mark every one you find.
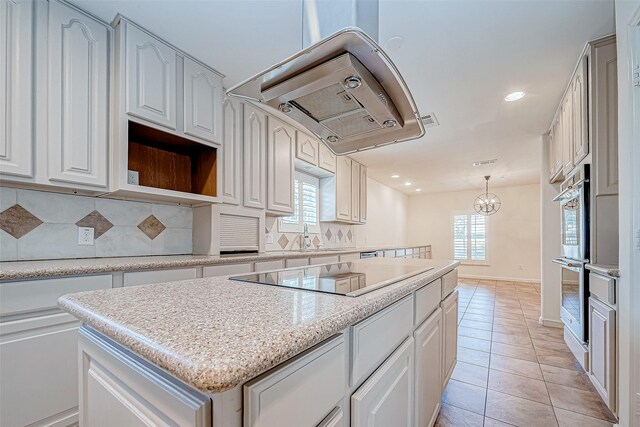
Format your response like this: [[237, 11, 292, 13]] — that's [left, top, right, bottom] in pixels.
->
[[264, 215, 356, 252], [75, 210, 113, 239], [0, 204, 43, 238], [0, 188, 192, 261]]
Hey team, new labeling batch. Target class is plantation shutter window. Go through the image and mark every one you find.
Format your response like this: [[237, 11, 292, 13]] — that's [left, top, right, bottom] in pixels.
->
[[279, 172, 320, 233], [453, 213, 488, 263]]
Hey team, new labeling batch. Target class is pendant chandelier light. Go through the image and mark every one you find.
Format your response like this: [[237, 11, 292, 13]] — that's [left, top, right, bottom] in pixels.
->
[[474, 176, 501, 215]]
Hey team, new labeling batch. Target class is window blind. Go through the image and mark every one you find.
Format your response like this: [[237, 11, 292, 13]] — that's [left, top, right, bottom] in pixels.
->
[[280, 172, 320, 233], [453, 215, 468, 260]]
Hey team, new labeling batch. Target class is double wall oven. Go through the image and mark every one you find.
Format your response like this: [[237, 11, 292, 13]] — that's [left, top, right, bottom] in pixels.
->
[[553, 165, 590, 343]]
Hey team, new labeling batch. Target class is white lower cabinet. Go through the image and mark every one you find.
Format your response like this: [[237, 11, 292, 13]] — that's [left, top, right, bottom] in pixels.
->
[[244, 335, 346, 427], [351, 337, 414, 427], [0, 274, 112, 427], [442, 289, 459, 387], [414, 308, 443, 427], [588, 297, 616, 412], [203, 263, 253, 277]]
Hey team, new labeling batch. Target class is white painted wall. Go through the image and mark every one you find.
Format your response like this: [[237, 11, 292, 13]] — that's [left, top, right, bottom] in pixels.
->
[[356, 177, 409, 248], [539, 137, 563, 326], [614, 1, 640, 425], [406, 183, 541, 281]]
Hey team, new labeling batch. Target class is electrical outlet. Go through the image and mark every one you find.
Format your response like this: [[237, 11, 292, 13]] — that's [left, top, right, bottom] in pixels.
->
[[266, 233, 274, 244], [78, 227, 94, 246], [127, 170, 139, 185]]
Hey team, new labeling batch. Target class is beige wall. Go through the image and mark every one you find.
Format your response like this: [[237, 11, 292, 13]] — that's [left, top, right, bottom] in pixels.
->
[[356, 177, 409, 248], [406, 183, 541, 281]]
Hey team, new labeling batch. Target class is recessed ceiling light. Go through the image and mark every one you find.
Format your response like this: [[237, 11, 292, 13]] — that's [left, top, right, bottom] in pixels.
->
[[391, 174, 400, 178], [404, 182, 412, 186], [505, 91, 525, 102], [416, 188, 422, 192]]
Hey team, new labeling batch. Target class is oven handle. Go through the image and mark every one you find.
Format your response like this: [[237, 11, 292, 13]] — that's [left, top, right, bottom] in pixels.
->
[[552, 178, 588, 202], [552, 258, 583, 268]]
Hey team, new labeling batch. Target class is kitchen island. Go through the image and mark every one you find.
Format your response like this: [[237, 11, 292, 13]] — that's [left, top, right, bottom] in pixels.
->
[[59, 258, 459, 427]]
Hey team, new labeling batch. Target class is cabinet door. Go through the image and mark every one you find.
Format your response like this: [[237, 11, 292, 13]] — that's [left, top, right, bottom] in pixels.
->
[[126, 23, 177, 129], [594, 42, 618, 196], [588, 297, 616, 411], [572, 55, 589, 165], [360, 165, 367, 223], [222, 97, 242, 204], [414, 308, 442, 427], [318, 142, 337, 173], [561, 92, 574, 175], [183, 57, 223, 144], [267, 117, 295, 214], [336, 157, 352, 221], [547, 131, 555, 180], [351, 337, 414, 427], [0, 0, 33, 179], [1, 314, 81, 427], [47, 0, 109, 188], [442, 290, 458, 387], [243, 104, 267, 209], [296, 132, 319, 166], [351, 161, 360, 222]]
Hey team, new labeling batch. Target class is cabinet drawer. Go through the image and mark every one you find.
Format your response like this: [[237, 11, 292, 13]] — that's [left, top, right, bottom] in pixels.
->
[[123, 268, 197, 287], [589, 272, 615, 305], [254, 260, 285, 272], [318, 407, 344, 427], [285, 257, 310, 268], [442, 269, 458, 298], [310, 255, 339, 265], [202, 263, 253, 277], [245, 335, 345, 427], [415, 278, 442, 326], [351, 295, 414, 386], [0, 275, 112, 317], [339, 253, 360, 263]]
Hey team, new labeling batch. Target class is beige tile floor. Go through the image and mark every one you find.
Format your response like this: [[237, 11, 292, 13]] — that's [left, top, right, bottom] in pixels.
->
[[435, 279, 617, 427]]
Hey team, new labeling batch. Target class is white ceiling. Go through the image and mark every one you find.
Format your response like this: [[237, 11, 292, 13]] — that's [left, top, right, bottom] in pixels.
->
[[72, 0, 615, 195]]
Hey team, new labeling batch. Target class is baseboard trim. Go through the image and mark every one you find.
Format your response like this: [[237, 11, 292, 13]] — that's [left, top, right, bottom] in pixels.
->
[[538, 317, 564, 328], [458, 274, 540, 283]]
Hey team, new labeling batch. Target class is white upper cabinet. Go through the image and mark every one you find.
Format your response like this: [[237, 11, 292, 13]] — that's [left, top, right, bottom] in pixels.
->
[[46, 0, 109, 188], [594, 41, 618, 196], [336, 156, 352, 221], [296, 132, 319, 166], [183, 57, 223, 144], [243, 103, 267, 209], [572, 55, 589, 165], [222, 97, 242, 205], [0, 0, 34, 179], [351, 161, 361, 222], [561, 92, 574, 175], [360, 164, 368, 223], [125, 23, 177, 129], [267, 117, 295, 215], [318, 142, 337, 173], [549, 115, 563, 182]]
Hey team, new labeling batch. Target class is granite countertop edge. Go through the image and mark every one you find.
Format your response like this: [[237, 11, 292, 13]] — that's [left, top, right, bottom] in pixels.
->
[[58, 260, 457, 394], [0, 244, 431, 281], [585, 263, 620, 278]]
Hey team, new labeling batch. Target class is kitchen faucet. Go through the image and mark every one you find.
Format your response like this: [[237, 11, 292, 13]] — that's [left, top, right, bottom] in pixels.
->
[[302, 223, 311, 251]]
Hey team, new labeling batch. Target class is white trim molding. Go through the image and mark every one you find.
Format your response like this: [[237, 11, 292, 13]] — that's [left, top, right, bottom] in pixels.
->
[[458, 274, 540, 283]]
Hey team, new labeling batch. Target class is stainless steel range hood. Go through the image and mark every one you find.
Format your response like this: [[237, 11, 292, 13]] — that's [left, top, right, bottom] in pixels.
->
[[226, 28, 424, 155]]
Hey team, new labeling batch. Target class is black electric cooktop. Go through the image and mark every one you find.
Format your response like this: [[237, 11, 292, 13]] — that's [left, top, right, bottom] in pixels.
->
[[230, 258, 434, 297]]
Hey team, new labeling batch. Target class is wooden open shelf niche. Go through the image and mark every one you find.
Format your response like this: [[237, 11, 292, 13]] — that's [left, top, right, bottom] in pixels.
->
[[127, 121, 217, 197]]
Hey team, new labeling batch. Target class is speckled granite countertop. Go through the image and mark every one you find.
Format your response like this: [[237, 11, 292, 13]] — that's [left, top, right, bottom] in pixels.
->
[[0, 244, 430, 281], [586, 263, 620, 278], [59, 258, 456, 394]]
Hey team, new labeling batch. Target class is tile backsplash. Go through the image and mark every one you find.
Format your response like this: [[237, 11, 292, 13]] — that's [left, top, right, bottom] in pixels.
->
[[0, 188, 192, 261], [264, 215, 355, 251]]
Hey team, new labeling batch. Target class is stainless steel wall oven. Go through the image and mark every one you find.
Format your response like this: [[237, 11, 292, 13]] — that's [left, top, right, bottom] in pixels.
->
[[553, 165, 590, 343]]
